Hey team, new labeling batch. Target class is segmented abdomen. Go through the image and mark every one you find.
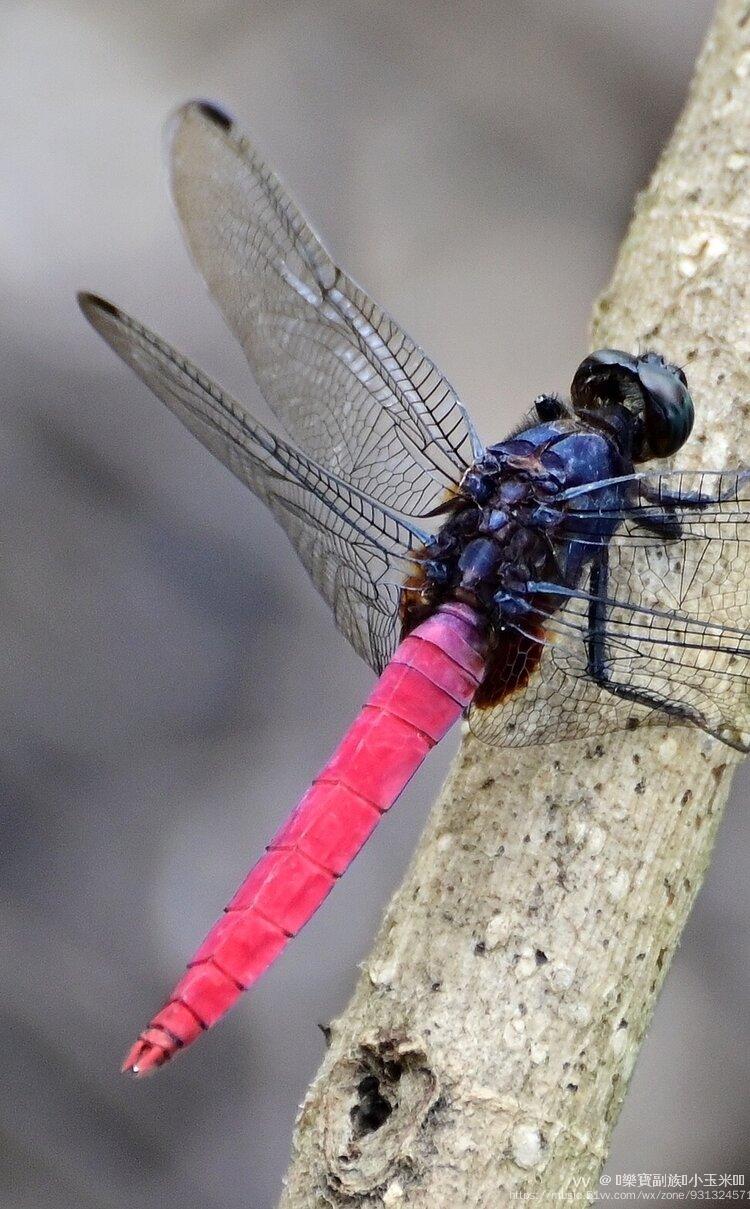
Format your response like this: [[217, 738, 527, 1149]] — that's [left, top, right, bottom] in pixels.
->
[[123, 601, 487, 1073]]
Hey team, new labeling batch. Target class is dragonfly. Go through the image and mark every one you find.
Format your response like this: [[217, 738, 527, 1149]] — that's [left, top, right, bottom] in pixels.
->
[[79, 100, 750, 1076]]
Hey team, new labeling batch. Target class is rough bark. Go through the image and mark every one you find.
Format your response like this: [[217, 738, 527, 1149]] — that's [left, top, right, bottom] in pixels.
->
[[279, 4, 750, 1205]]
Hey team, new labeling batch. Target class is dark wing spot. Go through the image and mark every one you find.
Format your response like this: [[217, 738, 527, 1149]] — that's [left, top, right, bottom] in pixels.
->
[[194, 100, 235, 130]]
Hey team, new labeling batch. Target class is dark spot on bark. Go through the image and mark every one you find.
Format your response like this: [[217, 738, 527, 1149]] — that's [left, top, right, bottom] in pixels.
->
[[566, 1083, 579, 1092], [480, 776, 495, 790], [636, 951, 645, 961], [523, 834, 531, 843], [633, 753, 641, 765], [555, 860, 569, 890], [656, 946, 668, 971], [350, 1074, 395, 1138], [712, 762, 727, 783], [664, 878, 675, 906], [641, 321, 662, 340], [318, 1022, 333, 1048], [431, 981, 442, 992], [694, 813, 704, 830], [634, 779, 646, 795], [618, 1018, 628, 1030], [474, 941, 486, 956], [535, 949, 548, 965], [681, 789, 693, 807]]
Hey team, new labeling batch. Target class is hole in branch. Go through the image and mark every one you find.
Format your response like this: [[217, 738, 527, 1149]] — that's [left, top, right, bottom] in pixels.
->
[[350, 1072, 397, 1138]]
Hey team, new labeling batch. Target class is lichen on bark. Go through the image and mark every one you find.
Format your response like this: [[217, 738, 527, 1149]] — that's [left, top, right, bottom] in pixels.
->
[[279, 3, 750, 1205]]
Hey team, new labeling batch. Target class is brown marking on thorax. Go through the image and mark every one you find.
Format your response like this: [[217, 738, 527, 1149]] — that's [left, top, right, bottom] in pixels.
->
[[472, 623, 546, 709], [399, 553, 435, 635]]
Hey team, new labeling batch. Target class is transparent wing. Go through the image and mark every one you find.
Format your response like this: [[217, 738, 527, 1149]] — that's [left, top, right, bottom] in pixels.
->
[[559, 468, 750, 547], [79, 294, 427, 672], [167, 101, 481, 516], [469, 470, 750, 751]]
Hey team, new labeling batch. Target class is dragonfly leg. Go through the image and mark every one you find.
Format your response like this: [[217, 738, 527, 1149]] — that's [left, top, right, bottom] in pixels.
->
[[639, 468, 750, 512], [633, 512, 684, 541], [630, 469, 750, 541], [584, 546, 702, 725]]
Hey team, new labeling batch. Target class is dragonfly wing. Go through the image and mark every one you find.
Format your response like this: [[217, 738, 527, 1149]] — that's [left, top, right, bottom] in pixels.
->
[[467, 621, 640, 750], [469, 469, 750, 750], [79, 293, 427, 672], [167, 101, 481, 516]]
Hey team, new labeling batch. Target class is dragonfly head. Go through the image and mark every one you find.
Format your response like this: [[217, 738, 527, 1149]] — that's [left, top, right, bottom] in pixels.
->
[[570, 348, 694, 463]]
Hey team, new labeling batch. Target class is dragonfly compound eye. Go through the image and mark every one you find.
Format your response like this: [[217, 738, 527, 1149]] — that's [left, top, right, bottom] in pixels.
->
[[634, 354, 695, 459], [570, 348, 694, 461], [570, 348, 641, 410]]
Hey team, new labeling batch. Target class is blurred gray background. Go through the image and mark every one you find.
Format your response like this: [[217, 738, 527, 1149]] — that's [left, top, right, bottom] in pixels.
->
[[1, 1, 748, 1207]]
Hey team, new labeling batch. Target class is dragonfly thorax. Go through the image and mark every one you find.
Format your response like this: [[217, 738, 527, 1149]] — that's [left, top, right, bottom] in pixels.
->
[[424, 465, 563, 622], [410, 415, 633, 636]]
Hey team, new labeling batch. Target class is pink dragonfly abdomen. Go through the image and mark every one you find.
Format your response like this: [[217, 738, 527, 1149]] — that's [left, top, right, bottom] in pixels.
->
[[123, 602, 487, 1074]]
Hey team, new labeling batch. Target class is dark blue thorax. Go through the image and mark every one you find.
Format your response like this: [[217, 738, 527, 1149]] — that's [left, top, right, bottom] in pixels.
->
[[402, 414, 637, 641], [487, 418, 633, 589]]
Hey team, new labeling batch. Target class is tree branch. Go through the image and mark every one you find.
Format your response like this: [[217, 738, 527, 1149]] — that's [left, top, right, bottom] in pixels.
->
[[279, 4, 750, 1204]]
